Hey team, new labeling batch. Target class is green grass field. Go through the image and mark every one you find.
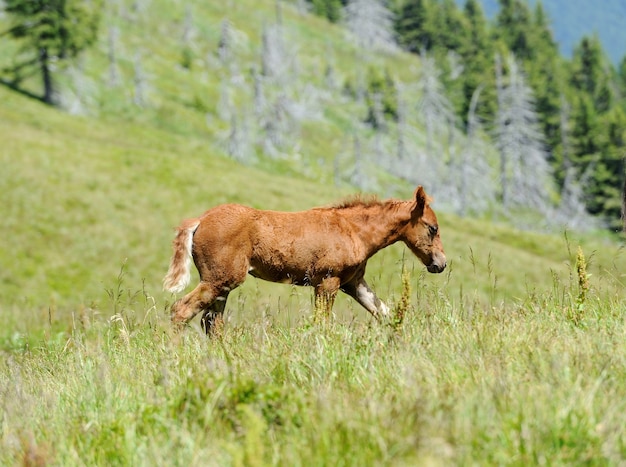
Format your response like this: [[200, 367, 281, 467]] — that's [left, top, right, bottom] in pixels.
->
[[2, 0, 626, 464], [2, 83, 626, 465]]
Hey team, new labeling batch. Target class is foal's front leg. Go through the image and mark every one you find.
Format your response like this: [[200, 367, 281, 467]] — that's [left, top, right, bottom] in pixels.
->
[[341, 277, 390, 321], [314, 276, 341, 319]]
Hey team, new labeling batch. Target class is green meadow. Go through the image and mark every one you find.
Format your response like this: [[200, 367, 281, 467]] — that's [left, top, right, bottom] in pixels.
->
[[3, 82, 626, 465], [2, 0, 626, 464]]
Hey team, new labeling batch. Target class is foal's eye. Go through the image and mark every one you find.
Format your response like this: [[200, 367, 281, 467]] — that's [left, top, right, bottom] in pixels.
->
[[428, 224, 438, 236]]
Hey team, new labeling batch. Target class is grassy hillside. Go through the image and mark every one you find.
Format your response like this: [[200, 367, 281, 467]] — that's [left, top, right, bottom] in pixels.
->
[[1, 0, 406, 179], [2, 79, 625, 328], [0, 84, 342, 314], [2, 1, 626, 464], [1, 0, 624, 317]]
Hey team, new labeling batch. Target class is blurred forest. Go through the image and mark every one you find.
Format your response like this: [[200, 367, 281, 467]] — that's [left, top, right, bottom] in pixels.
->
[[461, 0, 626, 64], [308, 0, 626, 230], [2, 0, 625, 231]]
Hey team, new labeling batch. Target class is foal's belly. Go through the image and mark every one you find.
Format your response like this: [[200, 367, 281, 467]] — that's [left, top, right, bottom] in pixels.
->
[[247, 265, 309, 285]]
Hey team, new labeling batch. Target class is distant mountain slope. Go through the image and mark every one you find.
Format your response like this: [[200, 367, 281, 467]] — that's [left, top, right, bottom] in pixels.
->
[[468, 0, 626, 64]]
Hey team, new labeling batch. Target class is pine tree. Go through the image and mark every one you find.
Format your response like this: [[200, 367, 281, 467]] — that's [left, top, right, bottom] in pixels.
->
[[4, 0, 102, 105], [568, 34, 624, 223], [494, 54, 552, 213], [525, 1, 562, 173], [570, 94, 601, 169], [132, 51, 146, 107], [551, 92, 573, 188], [430, 0, 467, 53], [555, 166, 595, 230], [570, 36, 604, 98], [395, 0, 434, 53], [457, 0, 496, 125], [570, 35, 618, 114], [619, 55, 626, 96], [416, 50, 455, 155], [309, 0, 344, 22], [587, 106, 626, 226], [455, 85, 496, 216], [217, 19, 232, 65], [494, 0, 534, 61], [107, 26, 120, 88], [364, 67, 398, 129], [180, 3, 195, 69]]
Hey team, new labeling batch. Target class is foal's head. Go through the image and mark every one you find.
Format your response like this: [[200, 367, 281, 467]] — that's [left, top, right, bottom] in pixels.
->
[[401, 186, 447, 274]]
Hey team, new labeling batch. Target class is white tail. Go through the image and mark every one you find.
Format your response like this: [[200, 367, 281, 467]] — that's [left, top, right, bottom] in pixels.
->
[[163, 218, 200, 293]]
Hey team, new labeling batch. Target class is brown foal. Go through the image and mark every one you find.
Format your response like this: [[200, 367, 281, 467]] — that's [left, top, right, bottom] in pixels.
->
[[163, 186, 446, 333]]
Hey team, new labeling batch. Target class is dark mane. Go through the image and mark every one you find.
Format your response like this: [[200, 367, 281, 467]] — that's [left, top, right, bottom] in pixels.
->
[[317, 194, 413, 210], [332, 194, 382, 209], [318, 192, 431, 211]]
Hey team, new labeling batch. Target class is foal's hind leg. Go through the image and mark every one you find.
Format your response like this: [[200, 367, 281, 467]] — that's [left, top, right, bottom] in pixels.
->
[[171, 281, 219, 327], [200, 291, 229, 336]]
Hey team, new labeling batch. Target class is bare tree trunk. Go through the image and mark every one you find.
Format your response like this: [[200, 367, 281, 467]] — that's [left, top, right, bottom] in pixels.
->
[[182, 4, 193, 44], [296, 0, 307, 14], [353, 133, 364, 189], [40, 47, 55, 105], [108, 26, 120, 87], [218, 19, 231, 64], [495, 53, 507, 210], [133, 52, 145, 107], [622, 167, 626, 232], [252, 66, 264, 116], [459, 86, 483, 217], [275, 0, 283, 25], [559, 94, 571, 167]]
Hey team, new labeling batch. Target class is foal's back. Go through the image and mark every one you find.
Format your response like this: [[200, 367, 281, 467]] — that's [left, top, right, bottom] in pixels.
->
[[191, 204, 364, 284], [195, 203, 357, 242]]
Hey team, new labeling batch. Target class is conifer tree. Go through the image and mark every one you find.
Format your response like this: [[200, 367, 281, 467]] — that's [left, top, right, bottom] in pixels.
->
[[395, 0, 434, 53], [416, 50, 455, 155], [309, 0, 344, 22], [494, 54, 552, 213], [4, 0, 102, 105], [456, 85, 495, 216], [107, 26, 120, 88], [494, 0, 534, 61], [457, 0, 496, 125], [555, 166, 595, 230], [570, 95, 600, 165], [525, 1, 562, 169], [570, 36, 604, 98], [364, 68, 398, 129], [430, 0, 467, 53], [587, 106, 626, 226], [619, 55, 626, 96]]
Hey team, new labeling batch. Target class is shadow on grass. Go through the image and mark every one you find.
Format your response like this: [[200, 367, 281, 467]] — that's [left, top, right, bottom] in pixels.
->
[[0, 78, 45, 103]]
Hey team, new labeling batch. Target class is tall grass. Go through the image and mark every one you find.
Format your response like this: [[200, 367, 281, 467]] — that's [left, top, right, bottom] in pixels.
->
[[1, 251, 625, 465], [2, 1, 626, 464]]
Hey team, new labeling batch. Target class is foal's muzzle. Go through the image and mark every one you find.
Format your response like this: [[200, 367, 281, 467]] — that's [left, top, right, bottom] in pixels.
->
[[426, 253, 447, 274]]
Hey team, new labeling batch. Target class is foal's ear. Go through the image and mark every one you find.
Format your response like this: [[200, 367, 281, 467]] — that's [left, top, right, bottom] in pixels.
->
[[412, 185, 427, 218]]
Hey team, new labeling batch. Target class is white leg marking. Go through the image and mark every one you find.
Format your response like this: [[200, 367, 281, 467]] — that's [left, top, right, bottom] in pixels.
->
[[379, 300, 390, 317], [356, 283, 377, 309], [356, 283, 389, 317]]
